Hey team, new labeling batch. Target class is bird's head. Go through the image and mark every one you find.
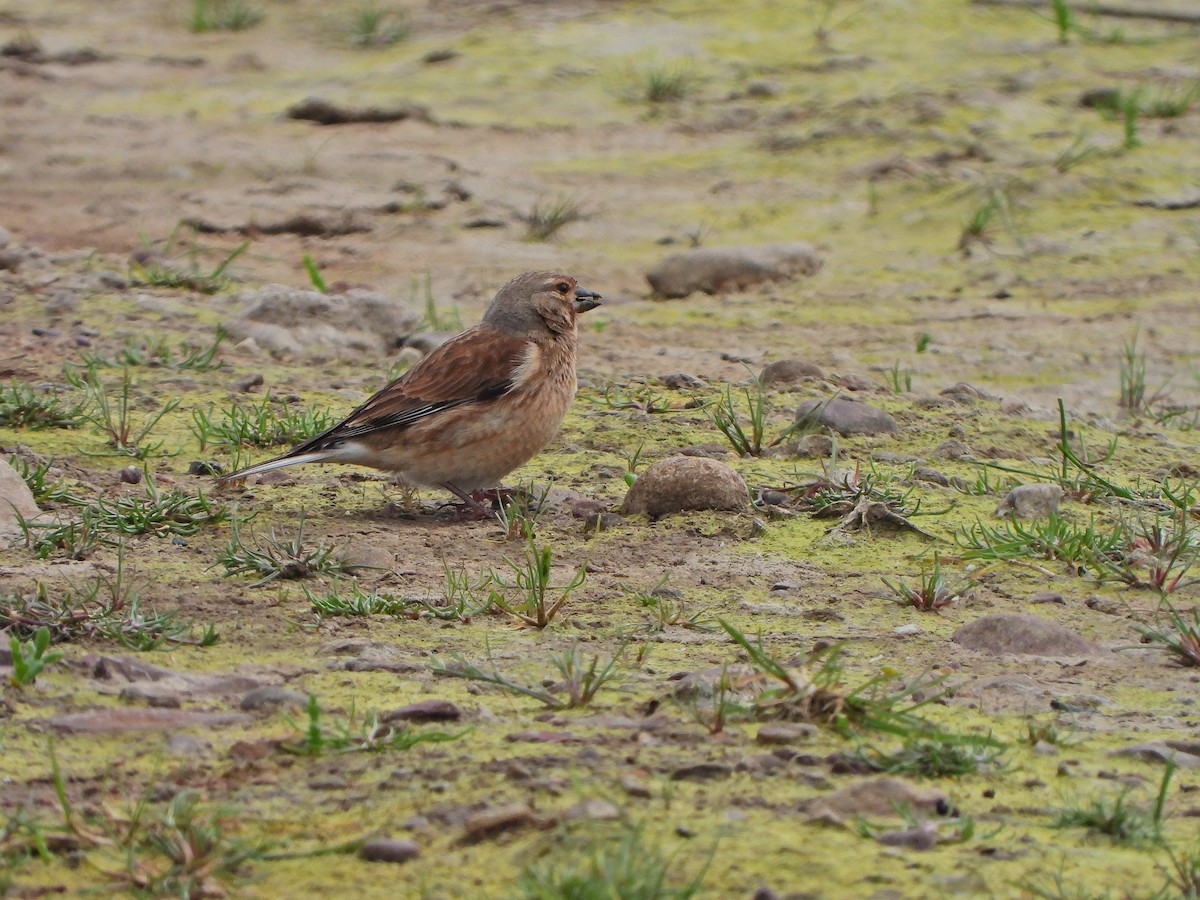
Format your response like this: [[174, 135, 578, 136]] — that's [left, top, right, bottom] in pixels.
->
[[484, 271, 602, 337]]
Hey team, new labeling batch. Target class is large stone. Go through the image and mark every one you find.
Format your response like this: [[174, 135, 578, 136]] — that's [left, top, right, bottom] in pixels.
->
[[223, 285, 419, 358], [951, 613, 1096, 657], [799, 777, 951, 825], [760, 359, 823, 387], [621, 456, 748, 520], [33, 709, 251, 734], [795, 398, 898, 436], [0, 459, 41, 536], [646, 243, 821, 298], [995, 484, 1063, 519]]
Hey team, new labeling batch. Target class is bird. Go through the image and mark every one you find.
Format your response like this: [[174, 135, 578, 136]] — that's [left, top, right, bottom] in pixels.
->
[[220, 271, 602, 514]]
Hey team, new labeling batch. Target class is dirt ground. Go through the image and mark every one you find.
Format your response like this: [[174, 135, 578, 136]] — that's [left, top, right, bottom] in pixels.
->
[[3, 0, 1200, 897]]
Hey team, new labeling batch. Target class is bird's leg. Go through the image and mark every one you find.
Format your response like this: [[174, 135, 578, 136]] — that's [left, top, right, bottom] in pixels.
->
[[439, 482, 497, 520]]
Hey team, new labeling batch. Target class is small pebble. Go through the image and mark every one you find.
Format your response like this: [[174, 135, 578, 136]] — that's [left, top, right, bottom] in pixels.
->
[[359, 837, 420, 864]]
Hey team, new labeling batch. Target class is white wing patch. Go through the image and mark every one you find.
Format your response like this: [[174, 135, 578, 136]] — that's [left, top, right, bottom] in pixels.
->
[[507, 343, 542, 393]]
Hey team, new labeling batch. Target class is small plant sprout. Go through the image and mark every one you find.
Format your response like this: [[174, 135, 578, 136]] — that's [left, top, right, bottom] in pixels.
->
[[957, 184, 1025, 256], [78, 328, 226, 372], [10, 746, 356, 896], [954, 514, 1125, 574], [430, 641, 622, 710], [587, 381, 683, 414], [217, 512, 354, 586], [346, 5, 411, 47], [1138, 82, 1200, 119], [548, 642, 625, 708], [888, 361, 913, 394], [1050, 0, 1076, 43], [1054, 133, 1101, 173], [15, 476, 226, 558], [1135, 601, 1200, 667], [280, 695, 462, 755], [74, 365, 179, 459], [639, 64, 697, 103], [881, 553, 970, 612], [516, 825, 712, 899], [1116, 506, 1200, 594], [129, 224, 249, 292], [2, 546, 216, 649], [1052, 761, 1175, 845], [1119, 90, 1141, 149], [707, 374, 774, 457], [304, 582, 410, 619], [89, 474, 229, 537], [0, 382, 87, 430], [189, 0, 264, 33], [301, 254, 327, 292], [413, 273, 462, 331], [523, 194, 589, 242], [857, 734, 1005, 777], [191, 396, 337, 450], [717, 619, 981, 744], [1023, 717, 1080, 748], [495, 481, 553, 540], [488, 532, 586, 628], [625, 577, 714, 633], [7, 455, 76, 504], [8, 626, 64, 686], [915, 332, 932, 353]]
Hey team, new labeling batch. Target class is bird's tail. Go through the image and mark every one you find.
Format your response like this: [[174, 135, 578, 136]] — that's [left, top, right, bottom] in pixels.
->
[[219, 450, 337, 482]]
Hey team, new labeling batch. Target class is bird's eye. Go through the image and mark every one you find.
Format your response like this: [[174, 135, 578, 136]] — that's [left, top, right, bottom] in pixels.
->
[[555, 281, 571, 294]]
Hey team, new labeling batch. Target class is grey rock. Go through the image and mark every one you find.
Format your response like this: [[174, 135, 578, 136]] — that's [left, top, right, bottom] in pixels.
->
[[951, 613, 1096, 657], [240, 686, 309, 711], [646, 242, 821, 298], [913, 467, 950, 486], [224, 285, 419, 358], [933, 440, 973, 460], [119, 684, 184, 707], [561, 799, 621, 821], [756, 722, 818, 745], [875, 822, 939, 850], [831, 372, 878, 392], [381, 699, 462, 723], [0, 459, 41, 536], [671, 762, 733, 781], [791, 433, 835, 457], [621, 456, 748, 520], [1085, 595, 1125, 615], [799, 777, 950, 824], [940, 382, 993, 402], [795, 398, 898, 436], [760, 359, 823, 387], [34, 708, 250, 734], [360, 837, 421, 863], [463, 803, 535, 841], [996, 483, 1063, 519], [85, 654, 270, 698], [165, 733, 211, 754], [1111, 741, 1200, 769]]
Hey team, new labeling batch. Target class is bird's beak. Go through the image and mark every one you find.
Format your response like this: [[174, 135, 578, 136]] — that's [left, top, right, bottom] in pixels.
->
[[573, 287, 602, 313]]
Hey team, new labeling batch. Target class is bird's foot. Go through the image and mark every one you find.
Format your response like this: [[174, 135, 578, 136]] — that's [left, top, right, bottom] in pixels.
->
[[439, 483, 501, 521]]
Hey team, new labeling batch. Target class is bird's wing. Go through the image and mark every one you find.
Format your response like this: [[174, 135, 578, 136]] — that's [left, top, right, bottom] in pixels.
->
[[291, 328, 531, 452]]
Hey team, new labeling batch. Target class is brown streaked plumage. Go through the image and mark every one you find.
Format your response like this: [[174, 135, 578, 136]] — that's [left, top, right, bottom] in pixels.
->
[[221, 271, 601, 509]]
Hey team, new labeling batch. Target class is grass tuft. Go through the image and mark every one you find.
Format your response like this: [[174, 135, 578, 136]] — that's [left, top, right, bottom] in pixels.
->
[[523, 195, 589, 242], [217, 512, 352, 587]]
